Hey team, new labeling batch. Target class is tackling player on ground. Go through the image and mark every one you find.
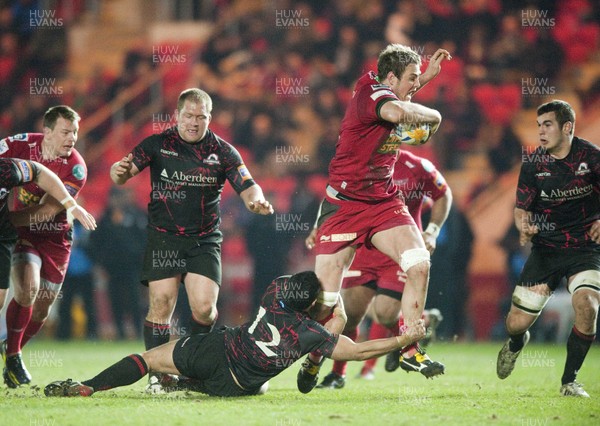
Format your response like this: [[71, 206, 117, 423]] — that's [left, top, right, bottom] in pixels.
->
[[496, 100, 600, 397], [44, 271, 425, 398]]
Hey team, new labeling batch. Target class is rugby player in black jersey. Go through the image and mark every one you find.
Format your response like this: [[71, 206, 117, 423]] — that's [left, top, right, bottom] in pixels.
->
[[44, 271, 425, 397], [497, 100, 600, 398], [110, 88, 273, 393]]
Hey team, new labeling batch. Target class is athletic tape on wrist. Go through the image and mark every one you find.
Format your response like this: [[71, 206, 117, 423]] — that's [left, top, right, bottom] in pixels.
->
[[317, 291, 339, 307], [60, 196, 75, 207], [424, 223, 440, 238]]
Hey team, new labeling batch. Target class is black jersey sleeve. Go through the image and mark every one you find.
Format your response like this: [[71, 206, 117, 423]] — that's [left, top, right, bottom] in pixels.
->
[[0, 158, 38, 188], [131, 135, 158, 173], [221, 143, 256, 194], [516, 160, 537, 210]]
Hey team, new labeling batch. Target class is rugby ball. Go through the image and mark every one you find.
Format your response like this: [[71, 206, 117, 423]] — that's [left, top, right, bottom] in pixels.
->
[[394, 122, 438, 146]]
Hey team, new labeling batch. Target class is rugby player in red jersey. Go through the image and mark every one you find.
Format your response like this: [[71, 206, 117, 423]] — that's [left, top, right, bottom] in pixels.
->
[[297, 44, 451, 393], [310, 151, 451, 388], [0, 106, 93, 388]]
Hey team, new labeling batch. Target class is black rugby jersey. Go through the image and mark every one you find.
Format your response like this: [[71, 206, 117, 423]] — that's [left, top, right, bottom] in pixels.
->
[[0, 158, 38, 239], [516, 137, 600, 249], [224, 276, 338, 390], [132, 127, 255, 236]]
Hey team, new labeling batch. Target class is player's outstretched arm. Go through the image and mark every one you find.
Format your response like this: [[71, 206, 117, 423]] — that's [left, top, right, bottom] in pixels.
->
[[418, 48, 452, 90], [422, 186, 452, 254], [240, 184, 274, 215], [110, 153, 139, 185], [330, 321, 425, 362], [10, 162, 96, 230]]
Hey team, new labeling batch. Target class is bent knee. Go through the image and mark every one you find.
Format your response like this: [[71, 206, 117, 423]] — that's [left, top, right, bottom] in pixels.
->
[[191, 302, 218, 323]]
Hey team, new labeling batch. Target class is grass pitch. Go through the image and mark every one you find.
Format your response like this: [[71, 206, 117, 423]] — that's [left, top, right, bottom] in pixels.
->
[[0, 340, 598, 426]]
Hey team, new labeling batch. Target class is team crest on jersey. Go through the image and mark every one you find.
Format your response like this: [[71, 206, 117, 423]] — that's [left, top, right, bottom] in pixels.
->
[[575, 162, 590, 176], [238, 164, 252, 181], [378, 131, 402, 154], [204, 153, 220, 165], [72, 164, 85, 180], [434, 172, 446, 189], [10, 133, 29, 142]]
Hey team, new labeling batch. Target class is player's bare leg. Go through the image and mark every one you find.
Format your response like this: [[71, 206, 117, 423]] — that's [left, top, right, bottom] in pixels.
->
[[184, 273, 219, 334], [144, 277, 180, 393], [372, 295, 445, 378], [497, 284, 549, 380], [297, 246, 354, 393], [317, 286, 374, 389], [370, 225, 430, 333]]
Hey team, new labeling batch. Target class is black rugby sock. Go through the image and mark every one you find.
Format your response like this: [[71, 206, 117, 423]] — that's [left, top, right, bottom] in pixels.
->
[[561, 326, 595, 385], [82, 354, 148, 391], [190, 315, 216, 335], [508, 332, 527, 352], [144, 320, 171, 350]]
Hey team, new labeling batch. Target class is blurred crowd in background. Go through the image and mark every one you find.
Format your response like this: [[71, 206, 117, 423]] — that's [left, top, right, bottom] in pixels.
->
[[1, 0, 599, 343]]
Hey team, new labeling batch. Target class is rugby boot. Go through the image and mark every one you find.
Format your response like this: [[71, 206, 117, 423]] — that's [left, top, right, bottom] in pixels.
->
[[44, 379, 94, 397], [496, 331, 530, 379], [3, 351, 32, 388], [399, 347, 445, 378], [559, 381, 590, 398], [385, 348, 401, 372], [296, 356, 322, 394], [316, 372, 345, 389]]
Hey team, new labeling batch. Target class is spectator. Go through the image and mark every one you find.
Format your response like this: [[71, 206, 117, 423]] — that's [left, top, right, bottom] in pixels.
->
[[90, 187, 146, 340], [56, 222, 97, 340]]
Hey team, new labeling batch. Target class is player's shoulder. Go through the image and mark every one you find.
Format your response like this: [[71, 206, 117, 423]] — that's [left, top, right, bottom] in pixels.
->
[[398, 151, 437, 174], [67, 148, 86, 165], [62, 149, 87, 182], [355, 71, 395, 100], [208, 130, 234, 151], [4, 133, 42, 143], [574, 136, 600, 154], [0, 133, 42, 154]]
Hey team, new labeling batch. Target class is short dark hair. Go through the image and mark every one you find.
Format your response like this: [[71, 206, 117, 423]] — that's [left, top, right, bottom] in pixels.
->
[[537, 100, 575, 134], [43, 105, 80, 130], [377, 44, 422, 81], [279, 271, 321, 311], [177, 88, 213, 112]]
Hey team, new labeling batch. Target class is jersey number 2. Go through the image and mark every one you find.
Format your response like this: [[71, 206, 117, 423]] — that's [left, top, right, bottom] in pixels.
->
[[248, 307, 281, 357]]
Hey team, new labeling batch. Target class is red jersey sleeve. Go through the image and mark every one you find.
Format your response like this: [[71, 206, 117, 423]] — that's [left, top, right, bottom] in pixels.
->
[[62, 150, 87, 198], [355, 79, 398, 124], [416, 157, 448, 201], [0, 133, 36, 159]]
